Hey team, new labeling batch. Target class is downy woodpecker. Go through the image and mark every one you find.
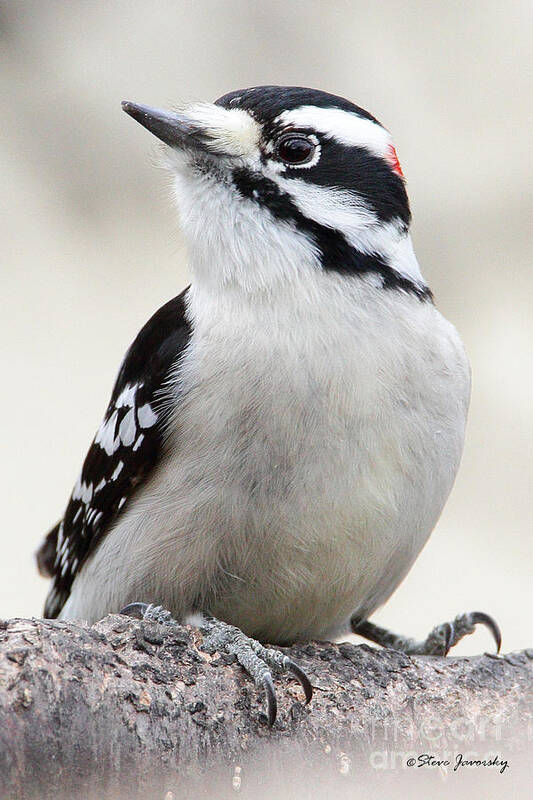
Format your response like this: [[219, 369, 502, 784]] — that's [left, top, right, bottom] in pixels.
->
[[37, 86, 500, 724]]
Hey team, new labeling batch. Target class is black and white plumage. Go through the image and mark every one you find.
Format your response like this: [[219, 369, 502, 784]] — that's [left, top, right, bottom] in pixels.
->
[[38, 86, 473, 654], [39, 292, 191, 617]]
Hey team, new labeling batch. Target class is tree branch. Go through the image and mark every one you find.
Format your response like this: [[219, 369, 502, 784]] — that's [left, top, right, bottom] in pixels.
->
[[1, 616, 532, 799]]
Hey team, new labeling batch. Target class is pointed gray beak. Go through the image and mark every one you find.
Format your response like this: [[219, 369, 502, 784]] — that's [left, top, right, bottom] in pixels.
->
[[121, 101, 209, 150]]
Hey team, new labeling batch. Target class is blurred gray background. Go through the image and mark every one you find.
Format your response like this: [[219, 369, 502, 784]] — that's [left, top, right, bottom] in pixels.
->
[[1, 1, 531, 655]]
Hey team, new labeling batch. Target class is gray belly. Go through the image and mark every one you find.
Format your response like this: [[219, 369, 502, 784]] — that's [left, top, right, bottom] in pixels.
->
[[61, 301, 470, 643]]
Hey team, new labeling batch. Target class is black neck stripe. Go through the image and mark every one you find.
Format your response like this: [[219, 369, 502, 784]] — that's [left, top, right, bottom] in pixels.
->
[[231, 169, 432, 302]]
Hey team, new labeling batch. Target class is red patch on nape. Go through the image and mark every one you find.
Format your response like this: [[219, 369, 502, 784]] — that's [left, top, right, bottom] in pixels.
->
[[386, 144, 404, 178]]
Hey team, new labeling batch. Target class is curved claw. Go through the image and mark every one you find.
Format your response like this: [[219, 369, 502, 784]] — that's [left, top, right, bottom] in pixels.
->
[[286, 659, 313, 704], [442, 621, 455, 656], [120, 602, 150, 619], [262, 672, 277, 727], [471, 611, 502, 653]]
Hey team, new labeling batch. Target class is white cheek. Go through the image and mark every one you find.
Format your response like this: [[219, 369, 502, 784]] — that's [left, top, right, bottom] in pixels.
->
[[272, 176, 377, 233], [268, 176, 424, 286]]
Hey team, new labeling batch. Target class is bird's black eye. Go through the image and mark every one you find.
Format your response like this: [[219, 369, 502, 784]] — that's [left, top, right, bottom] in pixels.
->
[[276, 134, 316, 166]]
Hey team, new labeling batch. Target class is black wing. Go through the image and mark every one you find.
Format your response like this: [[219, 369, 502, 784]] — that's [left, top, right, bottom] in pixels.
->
[[38, 288, 192, 618]]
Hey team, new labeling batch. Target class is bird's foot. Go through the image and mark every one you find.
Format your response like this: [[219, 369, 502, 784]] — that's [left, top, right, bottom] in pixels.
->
[[120, 601, 175, 624], [120, 603, 312, 725], [352, 611, 501, 656], [199, 614, 313, 726]]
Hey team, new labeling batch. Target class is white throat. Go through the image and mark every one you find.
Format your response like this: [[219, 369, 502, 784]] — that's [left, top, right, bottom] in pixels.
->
[[172, 170, 321, 294]]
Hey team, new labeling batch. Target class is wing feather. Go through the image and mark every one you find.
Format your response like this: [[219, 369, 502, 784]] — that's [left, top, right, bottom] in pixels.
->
[[38, 288, 192, 618]]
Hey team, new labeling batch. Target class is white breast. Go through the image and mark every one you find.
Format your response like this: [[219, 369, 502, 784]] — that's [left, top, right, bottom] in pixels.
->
[[61, 272, 470, 643]]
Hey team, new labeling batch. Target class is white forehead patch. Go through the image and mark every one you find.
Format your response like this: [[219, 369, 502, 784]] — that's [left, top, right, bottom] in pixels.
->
[[185, 102, 260, 157], [276, 105, 393, 162]]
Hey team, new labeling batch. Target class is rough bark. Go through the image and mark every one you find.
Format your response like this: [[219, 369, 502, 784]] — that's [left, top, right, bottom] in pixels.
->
[[1, 615, 532, 799]]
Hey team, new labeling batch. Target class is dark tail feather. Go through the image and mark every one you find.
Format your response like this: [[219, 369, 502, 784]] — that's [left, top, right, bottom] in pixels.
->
[[36, 521, 60, 578]]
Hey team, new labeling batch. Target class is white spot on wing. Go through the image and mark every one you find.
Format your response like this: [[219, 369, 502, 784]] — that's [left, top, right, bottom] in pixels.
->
[[95, 410, 120, 455], [56, 521, 64, 550], [111, 461, 124, 481], [72, 476, 82, 500], [72, 480, 93, 504], [132, 433, 144, 451], [119, 408, 137, 447], [137, 404, 157, 429], [115, 383, 139, 408]]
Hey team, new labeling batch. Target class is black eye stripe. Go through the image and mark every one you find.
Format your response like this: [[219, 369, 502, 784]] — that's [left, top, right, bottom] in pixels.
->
[[231, 168, 432, 303]]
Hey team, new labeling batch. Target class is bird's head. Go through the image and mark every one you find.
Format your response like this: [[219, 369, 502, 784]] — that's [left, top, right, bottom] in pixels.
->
[[123, 86, 428, 298]]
